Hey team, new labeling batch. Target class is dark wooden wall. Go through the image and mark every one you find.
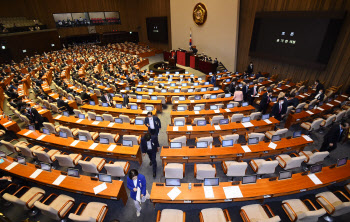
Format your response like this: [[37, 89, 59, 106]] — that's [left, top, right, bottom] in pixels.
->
[[237, 0, 350, 89]]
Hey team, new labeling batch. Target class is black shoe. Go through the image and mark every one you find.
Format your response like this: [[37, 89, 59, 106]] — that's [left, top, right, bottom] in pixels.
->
[[149, 162, 152, 166], [153, 173, 156, 178]]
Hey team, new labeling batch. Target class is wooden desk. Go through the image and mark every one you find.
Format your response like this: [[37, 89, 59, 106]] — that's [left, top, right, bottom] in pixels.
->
[[113, 97, 162, 112], [172, 97, 240, 110], [166, 118, 279, 140], [47, 92, 78, 110], [17, 129, 142, 165], [24, 100, 54, 124], [0, 156, 128, 205], [54, 115, 149, 136], [81, 104, 156, 118], [0, 117, 21, 133], [150, 161, 350, 205]]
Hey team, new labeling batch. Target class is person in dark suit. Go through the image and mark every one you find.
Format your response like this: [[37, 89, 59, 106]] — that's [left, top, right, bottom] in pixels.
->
[[287, 93, 299, 108], [315, 80, 324, 94], [57, 95, 74, 114], [320, 120, 349, 152], [101, 91, 113, 106], [190, 46, 198, 54], [242, 82, 249, 101], [246, 62, 254, 74], [140, 133, 160, 178], [26, 104, 44, 130], [122, 94, 129, 107], [126, 169, 146, 217], [270, 97, 285, 121], [144, 112, 161, 136], [259, 89, 273, 114], [247, 83, 258, 105], [314, 89, 325, 103], [255, 71, 263, 79]]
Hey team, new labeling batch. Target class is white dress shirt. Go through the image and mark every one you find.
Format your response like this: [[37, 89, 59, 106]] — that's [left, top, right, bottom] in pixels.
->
[[147, 140, 152, 150], [148, 117, 155, 129]]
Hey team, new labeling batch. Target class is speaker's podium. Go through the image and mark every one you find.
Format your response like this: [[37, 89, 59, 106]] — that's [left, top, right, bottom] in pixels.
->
[[169, 58, 176, 67], [177, 50, 193, 66]]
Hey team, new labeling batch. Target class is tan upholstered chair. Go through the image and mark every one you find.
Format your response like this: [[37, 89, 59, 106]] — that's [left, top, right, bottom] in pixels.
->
[[123, 135, 141, 145], [43, 122, 60, 134], [55, 153, 82, 167], [200, 208, 231, 222], [102, 114, 114, 122], [299, 150, 329, 165], [164, 163, 185, 179], [265, 128, 288, 139], [240, 204, 281, 222], [99, 133, 120, 144], [59, 126, 79, 137], [104, 161, 130, 177], [34, 194, 75, 221], [157, 209, 185, 222], [193, 117, 206, 125], [87, 111, 97, 120], [231, 114, 243, 122], [249, 158, 279, 175], [210, 115, 224, 125], [282, 198, 326, 222], [68, 202, 108, 222], [316, 191, 350, 219], [276, 153, 306, 170], [246, 132, 265, 142], [73, 109, 84, 118], [301, 118, 324, 132], [77, 130, 99, 141], [78, 157, 106, 174], [173, 117, 186, 126], [119, 114, 133, 124], [169, 136, 187, 147], [222, 161, 248, 177], [195, 136, 213, 147], [219, 134, 239, 145], [249, 111, 262, 120], [2, 186, 45, 211], [16, 144, 44, 159], [194, 163, 216, 180], [33, 149, 61, 164]]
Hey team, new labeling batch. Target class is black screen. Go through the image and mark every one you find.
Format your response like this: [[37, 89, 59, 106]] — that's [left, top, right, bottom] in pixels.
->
[[249, 11, 345, 69], [146, 17, 168, 43]]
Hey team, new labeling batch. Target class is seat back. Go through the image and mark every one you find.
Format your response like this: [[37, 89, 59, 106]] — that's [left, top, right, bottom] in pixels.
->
[[59, 126, 74, 138], [222, 134, 239, 144], [193, 117, 206, 125], [249, 112, 261, 120], [173, 117, 186, 125], [104, 163, 125, 177], [178, 105, 188, 111], [158, 96, 166, 104], [55, 154, 74, 167], [231, 114, 243, 122], [102, 114, 114, 122], [194, 104, 205, 110], [34, 201, 58, 220], [145, 105, 154, 111], [87, 111, 96, 120], [197, 136, 213, 146], [310, 118, 324, 131], [324, 115, 336, 127], [165, 163, 184, 179], [99, 133, 116, 144], [20, 115, 31, 125], [73, 109, 83, 118], [17, 144, 35, 158], [228, 101, 239, 107], [33, 150, 53, 164], [284, 156, 306, 170], [170, 136, 187, 146], [78, 130, 92, 141], [335, 110, 346, 122], [50, 103, 59, 113], [119, 114, 131, 123], [308, 151, 329, 164], [142, 95, 150, 100], [257, 160, 279, 174], [274, 128, 288, 137], [123, 135, 139, 145], [227, 162, 248, 177], [248, 133, 265, 141], [296, 102, 306, 110], [211, 115, 224, 125], [43, 122, 57, 134], [0, 140, 17, 153], [171, 96, 179, 102], [78, 160, 99, 174]]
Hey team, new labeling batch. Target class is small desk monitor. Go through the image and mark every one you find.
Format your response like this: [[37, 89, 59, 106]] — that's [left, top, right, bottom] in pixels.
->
[[79, 135, 88, 142], [179, 97, 186, 101], [242, 102, 249, 107], [102, 103, 108, 107], [115, 104, 122, 109], [110, 93, 114, 97], [165, 178, 181, 186], [262, 114, 270, 120], [201, 88, 207, 92], [182, 83, 187, 86], [194, 95, 201, 100], [166, 71, 170, 74], [210, 95, 217, 99], [278, 171, 292, 180], [177, 106, 185, 111], [210, 105, 218, 110], [0, 151, 6, 158], [67, 168, 79, 177], [136, 95, 142, 100], [174, 89, 180, 93], [204, 178, 219, 186], [194, 106, 202, 111], [136, 88, 142, 92], [248, 137, 259, 145], [170, 83, 176, 87], [193, 82, 199, 86], [90, 90, 94, 94], [271, 135, 281, 142], [151, 96, 157, 100], [135, 119, 144, 125], [337, 157, 348, 167], [226, 104, 234, 109], [295, 108, 302, 113], [293, 131, 302, 138], [63, 111, 69, 117], [125, 87, 131, 91], [226, 79, 231, 82], [271, 97, 277, 102], [197, 120, 206, 126], [242, 175, 257, 184], [213, 87, 219, 91], [40, 162, 51, 172], [219, 119, 229, 125], [188, 89, 194, 92], [123, 140, 133, 147], [196, 141, 208, 148], [225, 93, 231, 98], [100, 137, 109, 144], [146, 106, 153, 111], [222, 139, 233, 147], [308, 105, 314, 110], [170, 142, 182, 149], [310, 164, 322, 174], [242, 117, 251, 123], [204, 82, 209, 85], [59, 131, 67, 138], [29, 125, 35, 131], [78, 114, 85, 119], [17, 156, 26, 165], [95, 116, 103, 121], [161, 89, 167, 93], [98, 173, 112, 183], [174, 121, 184, 126], [89, 101, 95, 105], [130, 105, 138, 110], [42, 128, 50, 135], [115, 118, 123, 124]]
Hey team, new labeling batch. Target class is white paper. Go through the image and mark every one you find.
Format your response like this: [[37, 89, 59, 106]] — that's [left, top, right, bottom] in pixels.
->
[[89, 143, 99, 150], [137, 99, 141, 102], [107, 122, 115, 127], [341, 95, 347, 97], [223, 186, 243, 198], [107, 144, 117, 151], [225, 109, 231, 112], [204, 186, 215, 198], [286, 85, 290, 87], [214, 125, 221, 130], [277, 88, 282, 91], [142, 110, 148, 114], [173, 126, 179, 131], [37, 134, 46, 141], [299, 95, 305, 98], [306, 111, 314, 115], [334, 100, 341, 103], [214, 110, 220, 113], [76, 119, 84, 123], [24, 130, 33, 136], [317, 107, 324, 111], [3, 121, 12, 126], [242, 122, 254, 128], [326, 103, 334, 107], [93, 182, 108, 194], [190, 100, 195, 103], [5, 162, 18, 171], [167, 187, 181, 200], [194, 111, 200, 114], [29, 169, 43, 179], [242, 145, 251, 152], [268, 142, 277, 149], [92, 121, 99, 125], [302, 135, 313, 142], [55, 115, 62, 119], [264, 119, 272, 124], [70, 140, 79, 146], [52, 175, 66, 186], [174, 101, 178, 103], [187, 125, 193, 131], [308, 174, 323, 185], [268, 80, 273, 82]]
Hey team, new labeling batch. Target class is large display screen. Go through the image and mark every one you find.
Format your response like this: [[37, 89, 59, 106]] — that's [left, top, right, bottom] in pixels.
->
[[146, 17, 168, 43], [249, 11, 345, 69]]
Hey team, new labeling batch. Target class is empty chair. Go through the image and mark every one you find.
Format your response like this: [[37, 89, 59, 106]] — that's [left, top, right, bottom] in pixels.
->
[[210, 115, 224, 125], [222, 161, 248, 177], [194, 104, 205, 111], [145, 104, 154, 111], [20, 114, 31, 126], [87, 111, 96, 120], [50, 103, 61, 113], [240, 204, 281, 222], [59, 126, 79, 138], [1, 139, 28, 154], [68, 202, 108, 222], [219, 134, 239, 145], [16, 144, 44, 159], [123, 135, 141, 145], [334, 110, 346, 122], [75, 96, 83, 105], [2, 186, 45, 211], [193, 117, 206, 125], [200, 208, 231, 222], [249, 111, 262, 120], [158, 96, 166, 105], [299, 150, 329, 165], [301, 118, 324, 132], [217, 93, 225, 98], [215, 103, 224, 109], [34, 194, 75, 221], [265, 128, 288, 139], [135, 116, 146, 123], [231, 114, 243, 122], [43, 122, 60, 134], [305, 99, 317, 109], [170, 136, 187, 147], [320, 114, 336, 128], [142, 95, 150, 100], [177, 105, 188, 111], [55, 153, 83, 167], [99, 132, 120, 143], [102, 114, 114, 122], [227, 101, 239, 107], [119, 114, 133, 124], [127, 102, 138, 109], [173, 117, 186, 126], [295, 102, 306, 110], [249, 158, 279, 175], [33, 149, 61, 165], [78, 157, 106, 174], [285, 105, 294, 117], [203, 94, 211, 99], [194, 163, 216, 180], [94, 89, 101, 97], [77, 130, 99, 141], [282, 198, 326, 222], [246, 132, 265, 142], [196, 136, 213, 147], [171, 96, 179, 103], [181, 88, 188, 92], [73, 109, 84, 118], [316, 191, 350, 220], [276, 153, 306, 170], [164, 163, 185, 179], [104, 161, 130, 177], [157, 209, 185, 222]]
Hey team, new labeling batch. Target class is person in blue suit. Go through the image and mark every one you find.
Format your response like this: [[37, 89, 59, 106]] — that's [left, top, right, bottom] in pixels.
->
[[210, 73, 217, 87], [126, 169, 146, 217]]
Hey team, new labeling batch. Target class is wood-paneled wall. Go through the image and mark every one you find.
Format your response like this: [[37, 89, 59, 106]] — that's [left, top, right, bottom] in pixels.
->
[[237, 0, 350, 89]]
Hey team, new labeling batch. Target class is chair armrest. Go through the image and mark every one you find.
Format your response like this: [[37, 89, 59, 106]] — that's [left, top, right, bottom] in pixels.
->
[[290, 153, 299, 157], [108, 160, 114, 164], [213, 164, 217, 177], [276, 155, 287, 168], [249, 160, 259, 172], [96, 205, 108, 222], [239, 209, 250, 222], [183, 212, 186, 222], [42, 193, 58, 204], [223, 209, 231, 222], [300, 151, 310, 163], [183, 163, 185, 177], [194, 163, 197, 178], [0, 183, 18, 195], [25, 192, 45, 209], [13, 186, 30, 196], [312, 149, 319, 153], [302, 199, 318, 211], [282, 202, 297, 222], [221, 161, 227, 174], [97, 159, 106, 171], [124, 162, 130, 174], [50, 150, 60, 159], [334, 190, 350, 201], [58, 199, 75, 219], [74, 202, 87, 215], [83, 156, 91, 161], [263, 204, 276, 217], [156, 210, 161, 222], [316, 195, 335, 214], [72, 154, 82, 164]]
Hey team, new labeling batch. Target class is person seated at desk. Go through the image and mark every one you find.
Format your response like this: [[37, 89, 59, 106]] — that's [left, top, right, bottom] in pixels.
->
[[232, 87, 244, 103], [286, 93, 299, 108], [311, 79, 324, 97], [57, 95, 74, 114], [255, 71, 263, 79], [101, 90, 114, 106], [190, 46, 198, 54], [314, 89, 325, 103], [271, 97, 285, 121]]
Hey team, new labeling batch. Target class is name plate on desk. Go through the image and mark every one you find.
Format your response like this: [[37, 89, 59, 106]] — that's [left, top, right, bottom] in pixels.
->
[[263, 195, 271, 198], [210, 156, 217, 159], [184, 200, 192, 203]]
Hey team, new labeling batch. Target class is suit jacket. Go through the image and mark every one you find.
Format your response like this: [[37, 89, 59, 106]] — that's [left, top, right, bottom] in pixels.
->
[[288, 98, 299, 108], [242, 85, 249, 99], [315, 92, 325, 101], [282, 98, 288, 114], [29, 107, 43, 122], [101, 94, 113, 104], [248, 86, 258, 98], [144, 116, 161, 134], [247, 64, 254, 74], [259, 92, 270, 109], [126, 174, 146, 201], [122, 95, 129, 107], [57, 99, 68, 109], [316, 83, 324, 94], [324, 123, 342, 148], [271, 102, 283, 121], [210, 76, 217, 86], [140, 136, 159, 154]]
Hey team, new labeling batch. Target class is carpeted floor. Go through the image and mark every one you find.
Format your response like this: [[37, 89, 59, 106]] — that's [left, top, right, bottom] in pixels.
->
[[0, 54, 349, 222]]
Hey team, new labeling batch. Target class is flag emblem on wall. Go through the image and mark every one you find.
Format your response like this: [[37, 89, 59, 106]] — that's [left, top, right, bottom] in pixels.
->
[[189, 30, 192, 49]]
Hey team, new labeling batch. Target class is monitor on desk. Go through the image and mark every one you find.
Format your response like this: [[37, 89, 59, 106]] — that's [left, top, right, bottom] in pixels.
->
[[130, 105, 138, 110], [219, 119, 229, 125], [194, 95, 201, 100], [28, 125, 35, 131], [222, 139, 233, 147], [0, 151, 6, 158], [278, 171, 292, 180], [319, 101, 324, 106], [194, 106, 202, 111], [193, 82, 199, 86], [248, 137, 259, 145], [115, 118, 123, 124], [182, 83, 187, 86], [123, 140, 133, 147], [110, 93, 114, 97], [67, 168, 79, 177], [293, 131, 302, 138], [170, 142, 182, 149], [98, 173, 112, 183], [278, 83, 282, 88], [210, 95, 217, 99], [210, 105, 218, 110], [225, 93, 231, 98], [78, 114, 85, 119], [79, 135, 88, 142], [151, 96, 157, 100], [179, 96, 186, 101], [197, 120, 206, 126], [201, 88, 207, 92], [204, 178, 219, 186], [214, 87, 219, 91], [239, 83, 243, 88], [17, 156, 26, 165], [161, 89, 167, 93], [177, 106, 185, 111], [259, 78, 264, 83], [242, 175, 257, 184], [136, 88, 142, 92], [135, 119, 144, 125], [102, 103, 109, 107], [40, 162, 51, 172], [174, 121, 184, 126], [295, 108, 302, 113], [170, 83, 176, 87], [148, 89, 154, 93], [166, 71, 170, 74], [68, 96, 72, 100], [271, 135, 281, 142], [116, 104, 122, 109], [188, 88, 194, 92], [174, 89, 180, 93], [63, 111, 69, 117], [90, 90, 94, 94], [59, 131, 67, 138], [249, 82, 253, 85], [217, 75, 222, 78], [165, 178, 181, 186], [137, 95, 142, 100], [196, 141, 208, 148], [337, 157, 348, 167], [149, 83, 154, 86], [242, 117, 251, 123], [42, 127, 50, 135], [226, 79, 231, 83], [100, 137, 109, 144], [146, 106, 154, 111], [242, 102, 248, 107], [96, 116, 103, 121], [226, 104, 234, 109], [271, 97, 277, 102], [198, 78, 202, 81], [205, 82, 209, 85], [310, 164, 322, 174], [262, 114, 270, 120]]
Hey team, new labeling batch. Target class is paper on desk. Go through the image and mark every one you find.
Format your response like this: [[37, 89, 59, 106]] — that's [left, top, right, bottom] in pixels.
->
[[5, 162, 18, 171], [286, 85, 290, 87], [302, 135, 313, 142], [89, 143, 99, 150], [306, 111, 314, 115], [194, 111, 200, 114], [108, 122, 115, 127], [52, 175, 66, 186], [225, 109, 231, 112], [55, 115, 62, 119], [190, 100, 195, 103], [264, 119, 272, 124], [214, 110, 220, 113], [92, 121, 99, 125], [223, 186, 243, 199], [142, 110, 148, 114], [93, 182, 108, 195], [214, 125, 221, 130], [37, 135, 46, 141], [299, 95, 305, 98], [30, 169, 43, 179], [49, 93, 55, 96], [326, 103, 334, 107], [23, 130, 33, 136], [341, 95, 347, 97], [317, 107, 324, 111], [187, 125, 193, 131], [174, 101, 178, 103], [76, 119, 84, 123], [268, 80, 273, 82], [242, 145, 251, 152], [334, 100, 341, 103], [242, 122, 254, 128], [173, 126, 179, 131], [3, 121, 12, 126], [137, 99, 141, 102], [268, 142, 277, 149], [107, 144, 117, 151], [308, 174, 322, 185], [277, 88, 282, 91], [70, 140, 79, 147], [204, 186, 215, 198], [167, 187, 181, 200]]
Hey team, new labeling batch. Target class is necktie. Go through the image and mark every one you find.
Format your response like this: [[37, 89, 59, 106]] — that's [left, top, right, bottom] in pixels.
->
[[279, 104, 282, 113]]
